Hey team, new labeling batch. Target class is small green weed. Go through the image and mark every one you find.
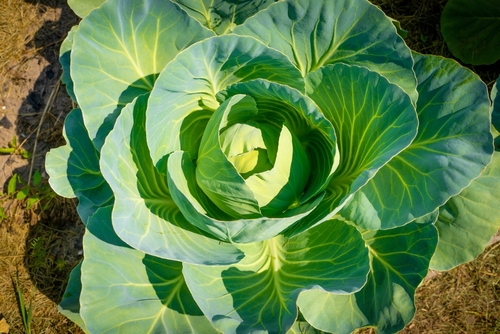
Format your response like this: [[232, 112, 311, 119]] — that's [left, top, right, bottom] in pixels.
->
[[0, 136, 31, 159], [30, 237, 47, 270], [6, 170, 57, 211], [55, 258, 67, 271], [0, 206, 6, 221], [0, 170, 57, 224], [13, 275, 34, 334]]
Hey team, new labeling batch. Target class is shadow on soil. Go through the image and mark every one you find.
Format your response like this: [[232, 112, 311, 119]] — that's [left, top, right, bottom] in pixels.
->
[[12, 0, 82, 306]]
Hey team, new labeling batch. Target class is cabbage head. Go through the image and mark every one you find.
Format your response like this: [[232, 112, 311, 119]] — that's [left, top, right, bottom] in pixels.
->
[[46, 0, 500, 333]]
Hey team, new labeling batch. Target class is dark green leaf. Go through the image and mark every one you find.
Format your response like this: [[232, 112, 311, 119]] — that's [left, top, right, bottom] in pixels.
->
[[441, 0, 500, 65], [32, 170, 42, 186], [46, 108, 113, 224]]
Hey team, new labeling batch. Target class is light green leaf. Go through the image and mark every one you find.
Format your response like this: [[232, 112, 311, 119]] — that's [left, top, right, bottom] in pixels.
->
[[221, 122, 276, 178], [431, 152, 500, 271], [222, 80, 338, 205], [45, 108, 113, 224], [100, 94, 243, 264], [441, 0, 500, 65], [341, 53, 493, 230], [307, 63, 417, 216], [297, 292, 369, 334], [68, 0, 106, 18], [183, 219, 369, 334], [194, 92, 317, 219], [243, 123, 310, 215], [492, 76, 500, 133], [71, 0, 214, 149], [59, 25, 78, 101], [172, 0, 275, 35], [80, 206, 217, 333], [234, 0, 417, 103], [0, 208, 7, 221], [146, 34, 304, 168], [298, 216, 438, 334], [16, 187, 28, 200], [58, 262, 89, 333]]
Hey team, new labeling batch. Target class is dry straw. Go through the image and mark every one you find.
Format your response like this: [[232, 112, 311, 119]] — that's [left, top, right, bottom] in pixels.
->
[[0, 0, 40, 78]]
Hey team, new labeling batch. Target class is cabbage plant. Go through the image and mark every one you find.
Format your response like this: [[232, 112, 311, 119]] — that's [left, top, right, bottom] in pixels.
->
[[46, 0, 500, 333]]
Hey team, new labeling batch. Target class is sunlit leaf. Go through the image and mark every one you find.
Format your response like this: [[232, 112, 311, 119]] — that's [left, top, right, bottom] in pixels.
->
[[46, 109, 113, 224], [234, 0, 417, 103], [172, 0, 276, 34], [80, 206, 218, 333], [431, 152, 500, 270], [71, 0, 214, 149], [100, 94, 243, 265], [341, 53, 492, 230], [299, 215, 438, 334], [184, 218, 369, 333]]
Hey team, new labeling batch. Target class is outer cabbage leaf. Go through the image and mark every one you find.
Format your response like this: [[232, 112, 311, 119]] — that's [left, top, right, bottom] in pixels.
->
[[45, 108, 113, 224], [172, 0, 275, 34], [441, 0, 500, 65], [233, 0, 418, 104], [146, 34, 304, 167], [71, 0, 214, 149], [183, 218, 369, 334], [492, 76, 500, 133], [67, 0, 106, 18], [80, 206, 218, 333], [430, 152, 500, 270], [100, 94, 243, 265], [287, 63, 417, 236], [341, 53, 493, 230], [298, 214, 438, 334], [58, 262, 88, 333], [59, 25, 77, 101]]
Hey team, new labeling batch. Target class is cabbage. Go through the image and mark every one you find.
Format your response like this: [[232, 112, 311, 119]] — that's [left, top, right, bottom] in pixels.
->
[[46, 0, 500, 332]]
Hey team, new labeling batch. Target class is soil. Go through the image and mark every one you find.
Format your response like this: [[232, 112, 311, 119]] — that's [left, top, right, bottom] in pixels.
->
[[0, 1, 84, 333], [0, 1, 76, 187]]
